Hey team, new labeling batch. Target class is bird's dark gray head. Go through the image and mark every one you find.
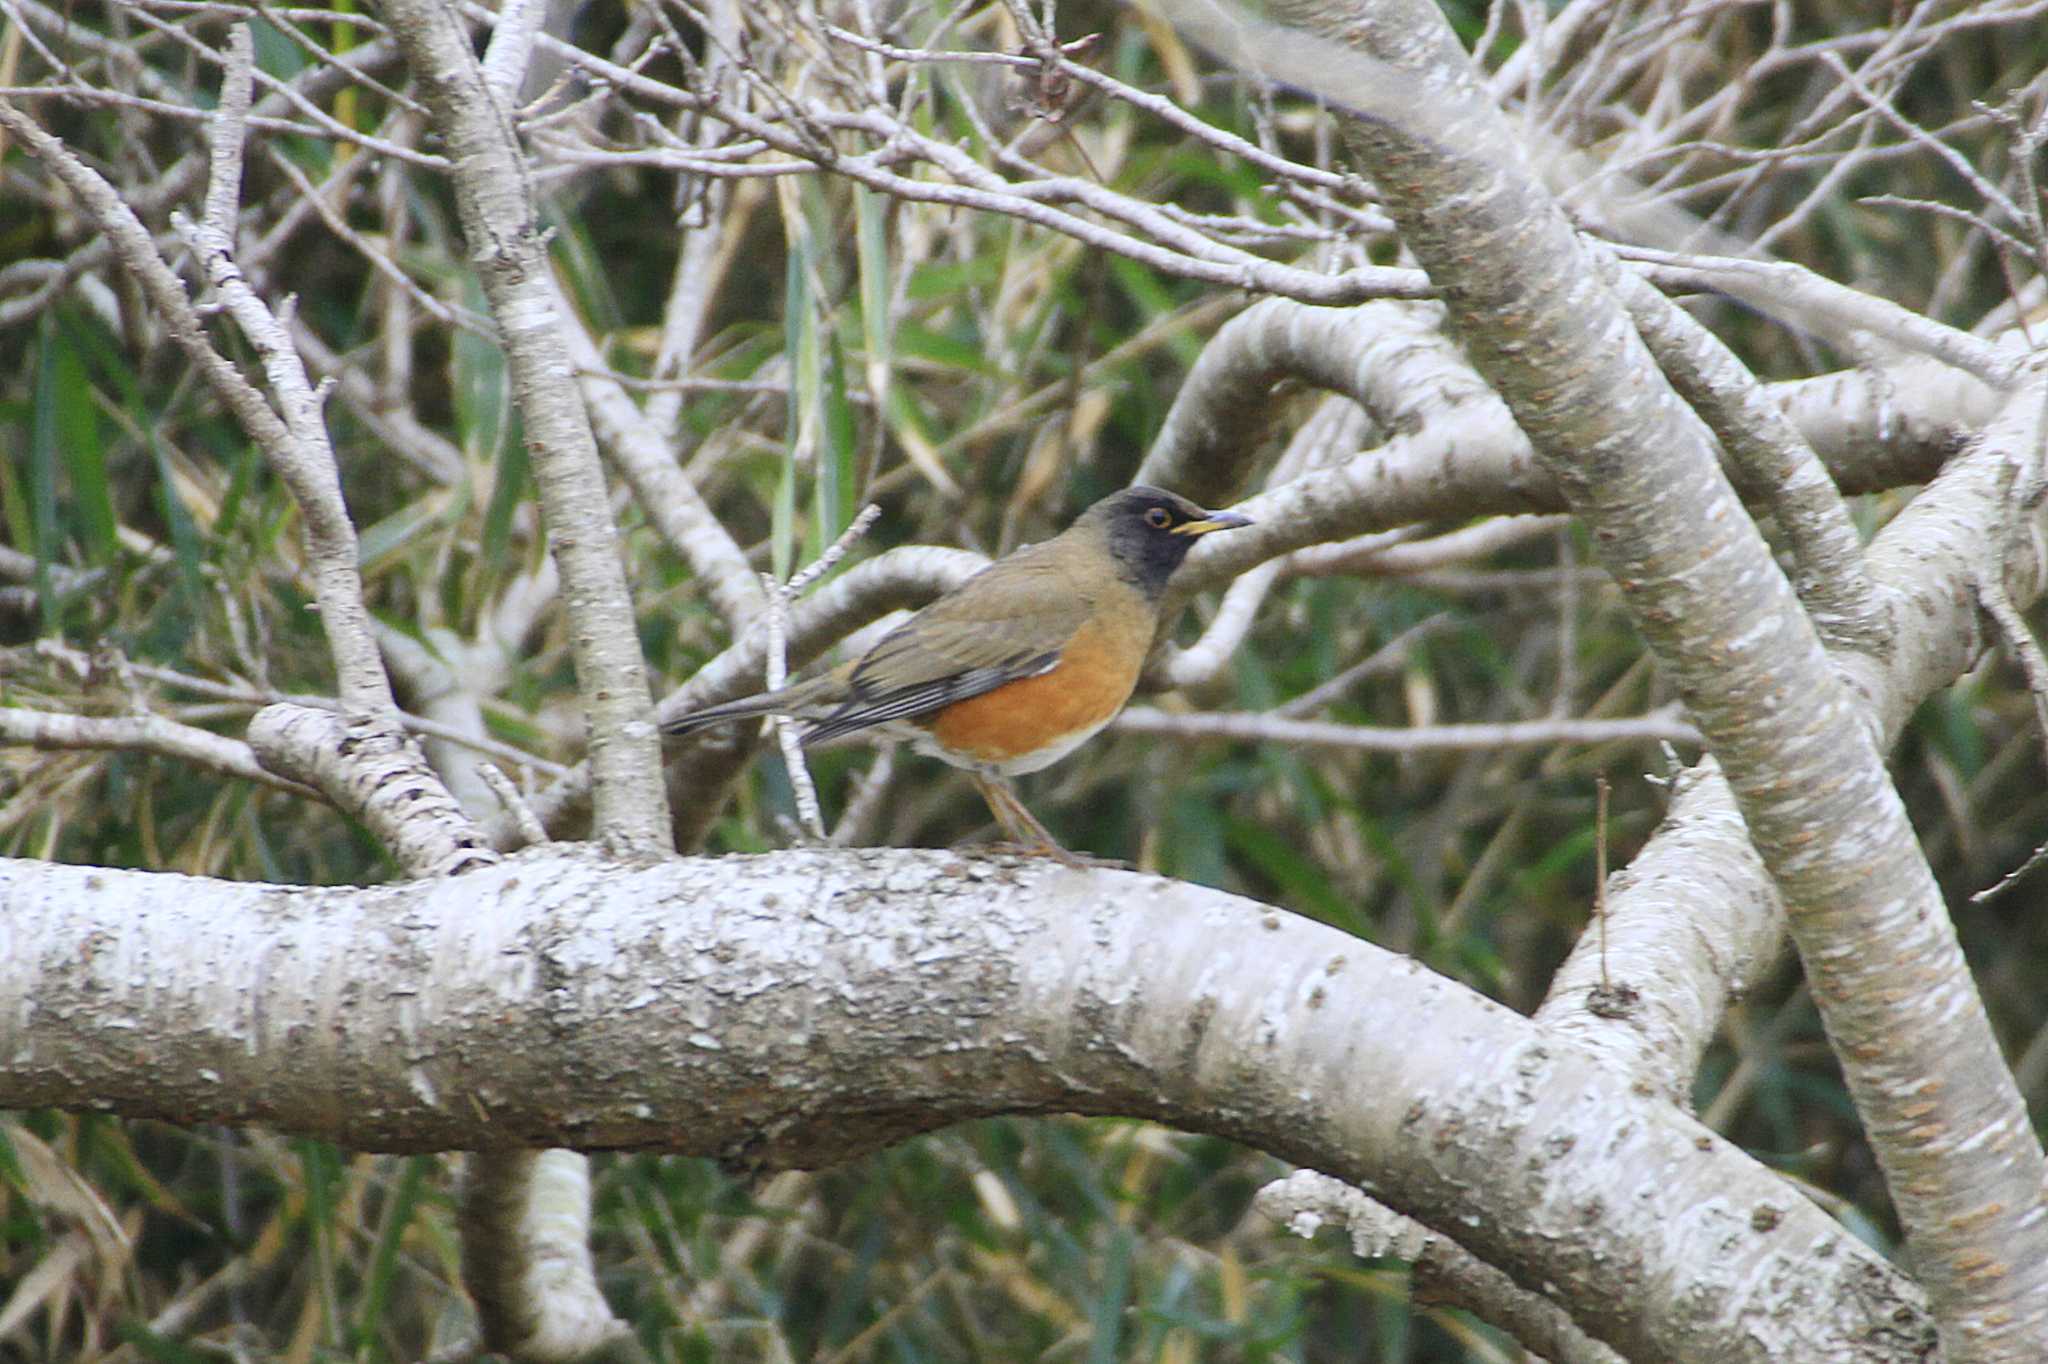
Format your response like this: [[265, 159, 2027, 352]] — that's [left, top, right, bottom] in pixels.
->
[[1081, 485, 1253, 599]]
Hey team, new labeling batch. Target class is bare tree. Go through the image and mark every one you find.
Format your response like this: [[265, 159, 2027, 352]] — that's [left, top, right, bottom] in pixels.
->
[[3, 0, 2047, 1360]]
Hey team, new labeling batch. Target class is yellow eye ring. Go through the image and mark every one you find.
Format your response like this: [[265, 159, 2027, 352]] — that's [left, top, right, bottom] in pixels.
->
[[1144, 506, 1172, 529]]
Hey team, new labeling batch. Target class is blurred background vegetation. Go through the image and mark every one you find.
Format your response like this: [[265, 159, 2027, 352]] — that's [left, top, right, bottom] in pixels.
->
[[5, 0, 2048, 1358]]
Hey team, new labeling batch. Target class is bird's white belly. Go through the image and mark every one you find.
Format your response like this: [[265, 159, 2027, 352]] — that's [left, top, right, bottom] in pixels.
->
[[904, 714, 1113, 776]]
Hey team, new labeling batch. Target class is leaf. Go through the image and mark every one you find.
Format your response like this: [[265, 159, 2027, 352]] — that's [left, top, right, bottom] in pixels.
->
[[47, 315, 115, 564], [28, 316, 68, 632], [774, 172, 832, 579], [354, 1154, 432, 1349], [60, 306, 205, 601], [815, 332, 860, 549], [452, 275, 507, 464], [894, 322, 1000, 376], [855, 185, 892, 404], [481, 413, 531, 567]]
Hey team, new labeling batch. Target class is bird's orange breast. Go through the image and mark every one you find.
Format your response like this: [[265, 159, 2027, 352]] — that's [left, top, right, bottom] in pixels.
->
[[921, 614, 1146, 767]]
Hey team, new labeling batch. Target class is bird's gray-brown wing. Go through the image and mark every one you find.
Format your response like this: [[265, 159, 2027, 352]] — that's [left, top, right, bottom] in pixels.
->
[[800, 546, 1090, 746]]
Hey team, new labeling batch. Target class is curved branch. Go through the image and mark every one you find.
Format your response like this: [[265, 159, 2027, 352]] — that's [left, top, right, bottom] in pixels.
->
[[0, 848, 1931, 1363], [1140, 298, 1486, 505], [1147, 296, 1991, 571]]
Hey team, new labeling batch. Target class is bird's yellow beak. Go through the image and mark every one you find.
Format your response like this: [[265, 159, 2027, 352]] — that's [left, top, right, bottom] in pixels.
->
[[1170, 510, 1254, 536]]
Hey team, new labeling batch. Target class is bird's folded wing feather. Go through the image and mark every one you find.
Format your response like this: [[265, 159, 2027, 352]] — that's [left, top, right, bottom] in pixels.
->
[[801, 550, 1089, 745]]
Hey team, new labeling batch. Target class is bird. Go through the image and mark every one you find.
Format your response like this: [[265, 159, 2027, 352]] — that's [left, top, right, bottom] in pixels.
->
[[664, 486, 1253, 863]]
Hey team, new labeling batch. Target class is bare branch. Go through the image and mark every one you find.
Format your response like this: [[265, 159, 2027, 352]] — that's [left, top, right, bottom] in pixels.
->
[[1623, 247, 2026, 390], [1611, 263, 1891, 651], [0, 849, 1934, 1363], [0, 706, 319, 799], [1114, 705, 1697, 752], [247, 704, 498, 879], [549, 275, 767, 629], [1258, 1171, 1625, 1364], [758, 505, 886, 840], [0, 80, 399, 721], [382, 0, 670, 855], [1225, 2, 2048, 1351]]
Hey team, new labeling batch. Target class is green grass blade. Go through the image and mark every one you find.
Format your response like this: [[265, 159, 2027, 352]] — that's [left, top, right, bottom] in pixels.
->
[[354, 1154, 433, 1359]]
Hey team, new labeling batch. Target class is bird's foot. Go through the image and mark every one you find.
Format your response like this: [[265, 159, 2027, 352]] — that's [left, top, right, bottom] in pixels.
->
[[976, 838, 1131, 871], [967, 773, 1129, 868]]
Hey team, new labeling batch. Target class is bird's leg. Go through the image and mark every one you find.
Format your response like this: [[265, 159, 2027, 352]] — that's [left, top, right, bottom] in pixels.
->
[[970, 772, 1123, 869], [970, 772, 1063, 854]]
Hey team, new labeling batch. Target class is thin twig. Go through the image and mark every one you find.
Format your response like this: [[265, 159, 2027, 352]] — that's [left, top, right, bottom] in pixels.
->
[[1596, 774, 1611, 990], [115, 658, 570, 778], [1970, 571, 2048, 903], [829, 742, 899, 847], [1, 59, 397, 721], [1620, 246, 2024, 390], [479, 763, 550, 850], [762, 504, 887, 839], [0, 706, 321, 799], [760, 570, 820, 838]]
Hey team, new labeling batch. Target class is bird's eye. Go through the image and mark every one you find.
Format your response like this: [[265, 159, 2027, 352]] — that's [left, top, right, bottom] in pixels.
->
[[1144, 506, 1173, 529]]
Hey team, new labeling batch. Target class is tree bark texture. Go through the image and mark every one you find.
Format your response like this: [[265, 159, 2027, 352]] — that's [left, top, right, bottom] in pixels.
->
[[1, 848, 1932, 1362]]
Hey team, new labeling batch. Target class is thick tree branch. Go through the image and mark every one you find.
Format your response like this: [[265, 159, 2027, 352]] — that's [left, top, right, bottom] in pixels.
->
[[247, 704, 499, 881], [1543, 326, 2048, 1095], [0, 848, 1932, 1363], [1613, 265, 1890, 651], [241, 698, 603, 1363], [1151, 298, 1990, 600]]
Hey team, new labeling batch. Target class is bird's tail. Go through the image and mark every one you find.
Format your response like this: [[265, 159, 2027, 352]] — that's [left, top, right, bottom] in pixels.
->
[[661, 679, 824, 737]]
